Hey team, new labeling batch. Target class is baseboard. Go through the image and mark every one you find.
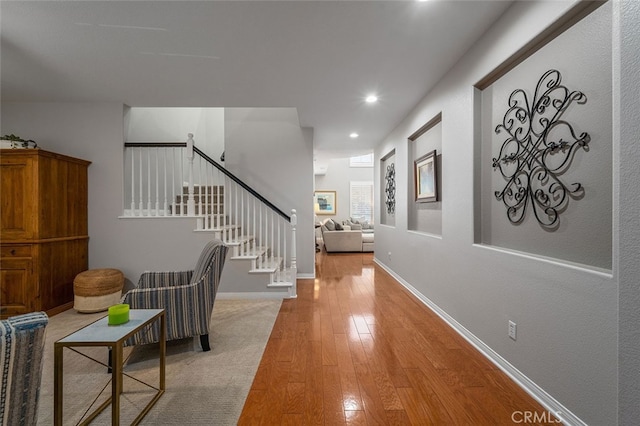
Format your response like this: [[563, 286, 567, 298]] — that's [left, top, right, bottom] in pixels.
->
[[217, 291, 287, 300], [46, 301, 74, 317], [296, 273, 315, 279], [373, 258, 586, 426]]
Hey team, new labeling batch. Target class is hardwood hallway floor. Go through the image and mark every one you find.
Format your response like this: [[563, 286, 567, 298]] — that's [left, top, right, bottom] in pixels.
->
[[239, 252, 557, 425]]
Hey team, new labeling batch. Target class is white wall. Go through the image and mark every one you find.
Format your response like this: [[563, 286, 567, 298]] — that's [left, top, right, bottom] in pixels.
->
[[125, 107, 225, 160], [374, 1, 627, 424], [314, 156, 374, 223], [225, 108, 315, 277]]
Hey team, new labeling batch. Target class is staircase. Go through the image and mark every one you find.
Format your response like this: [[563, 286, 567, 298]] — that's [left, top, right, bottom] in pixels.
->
[[122, 135, 297, 298]]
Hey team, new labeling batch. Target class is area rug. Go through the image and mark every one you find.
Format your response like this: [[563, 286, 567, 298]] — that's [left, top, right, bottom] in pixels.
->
[[36, 298, 282, 425]]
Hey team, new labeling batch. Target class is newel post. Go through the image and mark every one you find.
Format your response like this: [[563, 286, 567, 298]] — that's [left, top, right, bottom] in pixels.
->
[[289, 209, 297, 298], [186, 133, 196, 216]]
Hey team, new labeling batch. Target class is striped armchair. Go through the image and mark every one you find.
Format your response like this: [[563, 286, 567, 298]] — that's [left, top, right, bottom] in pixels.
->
[[122, 239, 229, 351], [0, 312, 49, 426]]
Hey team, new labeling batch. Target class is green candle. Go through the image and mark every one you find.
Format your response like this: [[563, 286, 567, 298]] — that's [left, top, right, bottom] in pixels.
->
[[108, 304, 130, 325]]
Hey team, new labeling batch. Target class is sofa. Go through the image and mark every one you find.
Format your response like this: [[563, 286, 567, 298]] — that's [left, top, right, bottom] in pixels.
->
[[319, 218, 374, 252]]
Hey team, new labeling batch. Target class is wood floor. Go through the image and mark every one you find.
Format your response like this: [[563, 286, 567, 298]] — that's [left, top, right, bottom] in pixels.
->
[[239, 252, 557, 425]]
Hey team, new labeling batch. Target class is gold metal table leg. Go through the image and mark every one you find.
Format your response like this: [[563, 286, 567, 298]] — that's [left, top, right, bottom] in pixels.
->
[[53, 344, 64, 426]]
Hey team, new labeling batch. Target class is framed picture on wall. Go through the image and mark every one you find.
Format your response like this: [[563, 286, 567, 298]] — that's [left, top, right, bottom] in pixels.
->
[[314, 190, 337, 215], [415, 150, 438, 202]]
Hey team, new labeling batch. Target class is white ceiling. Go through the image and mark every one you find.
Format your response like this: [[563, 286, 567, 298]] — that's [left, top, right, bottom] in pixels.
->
[[1, 0, 513, 160]]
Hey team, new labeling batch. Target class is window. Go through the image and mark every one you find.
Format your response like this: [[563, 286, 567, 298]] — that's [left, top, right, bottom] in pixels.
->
[[349, 153, 374, 168], [350, 181, 374, 223]]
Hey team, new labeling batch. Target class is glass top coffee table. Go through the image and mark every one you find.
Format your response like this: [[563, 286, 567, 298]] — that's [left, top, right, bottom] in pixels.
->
[[54, 309, 166, 426]]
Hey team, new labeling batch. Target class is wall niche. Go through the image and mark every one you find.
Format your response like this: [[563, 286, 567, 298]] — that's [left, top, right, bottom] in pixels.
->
[[408, 113, 442, 236], [474, 1, 612, 270], [380, 149, 396, 227]]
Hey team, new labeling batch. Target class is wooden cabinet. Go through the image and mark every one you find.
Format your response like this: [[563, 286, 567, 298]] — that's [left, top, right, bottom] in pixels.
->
[[1, 149, 91, 319]]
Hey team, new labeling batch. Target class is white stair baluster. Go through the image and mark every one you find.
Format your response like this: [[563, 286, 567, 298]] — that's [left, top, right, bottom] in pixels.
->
[[163, 148, 168, 216], [234, 183, 238, 243], [226, 176, 231, 243], [155, 147, 159, 215], [204, 161, 210, 229], [130, 148, 135, 214], [277, 218, 281, 281], [259, 203, 263, 269], [180, 147, 185, 215], [195, 157, 202, 230], [147, 148, 152, 214], [171, 148, 176, 217], [214, 172, 219, 230], [186, 134, 195, 216], [138, 147, 143, 214], [289, 209, 297, 298], [199, 156, 204, 217], [241, 191, 246, 256], [284, 222, 288, 284], [219, 175, 224, 235]]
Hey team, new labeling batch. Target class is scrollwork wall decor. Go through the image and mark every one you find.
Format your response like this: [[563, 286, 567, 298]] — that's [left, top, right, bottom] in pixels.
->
[[492, 69, 590, 228], [385, 163, 396, 214]]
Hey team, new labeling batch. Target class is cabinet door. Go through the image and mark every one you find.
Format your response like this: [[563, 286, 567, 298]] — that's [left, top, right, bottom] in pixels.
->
[[0, 258, 34, 318], [0, 156, 36, 240]]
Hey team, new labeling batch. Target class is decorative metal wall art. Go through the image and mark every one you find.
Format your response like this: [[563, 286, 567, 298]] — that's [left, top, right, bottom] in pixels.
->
[[492, 69, 590, 228], [385, 163, 396, 214]]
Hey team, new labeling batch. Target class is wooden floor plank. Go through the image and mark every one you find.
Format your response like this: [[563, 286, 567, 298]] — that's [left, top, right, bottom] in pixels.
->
[[324, 365, 347, 425], [303, 339, 324, 425], [239, 251, 557, 425], [237, 389, 267, 425], [284, 382, 305, 414], [354, 362, 392, 425]]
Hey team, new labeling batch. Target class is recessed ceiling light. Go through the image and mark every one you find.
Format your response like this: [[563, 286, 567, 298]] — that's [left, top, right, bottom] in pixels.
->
[[350, 133, 359, 139], [365, 95, 378, 103]]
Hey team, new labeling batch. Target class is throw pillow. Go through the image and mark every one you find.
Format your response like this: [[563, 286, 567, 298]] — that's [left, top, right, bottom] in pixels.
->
[[362, 220, 373, 229], [335, 222, 343, 231], [324, 219, 336, 231]]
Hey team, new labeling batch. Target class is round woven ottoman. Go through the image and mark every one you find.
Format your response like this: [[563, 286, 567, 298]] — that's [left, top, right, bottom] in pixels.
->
[[73, 268, 124, 313]]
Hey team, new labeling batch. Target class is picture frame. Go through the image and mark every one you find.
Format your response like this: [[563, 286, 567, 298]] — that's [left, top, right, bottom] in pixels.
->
[[415, 150, 438, 202], [314, 190, 337, 215]]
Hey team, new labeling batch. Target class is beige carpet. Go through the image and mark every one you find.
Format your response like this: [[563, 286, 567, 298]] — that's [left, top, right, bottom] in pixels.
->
[[36, 299, 282, 425]]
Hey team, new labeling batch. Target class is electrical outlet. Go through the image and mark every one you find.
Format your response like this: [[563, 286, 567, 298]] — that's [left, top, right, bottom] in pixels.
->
[[388, 251, 392, 260], [508, 320, 517, 340]]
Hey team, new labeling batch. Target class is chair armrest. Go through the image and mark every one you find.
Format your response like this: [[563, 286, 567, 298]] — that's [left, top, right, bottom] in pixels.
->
[[137, 270, 194, 289]]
